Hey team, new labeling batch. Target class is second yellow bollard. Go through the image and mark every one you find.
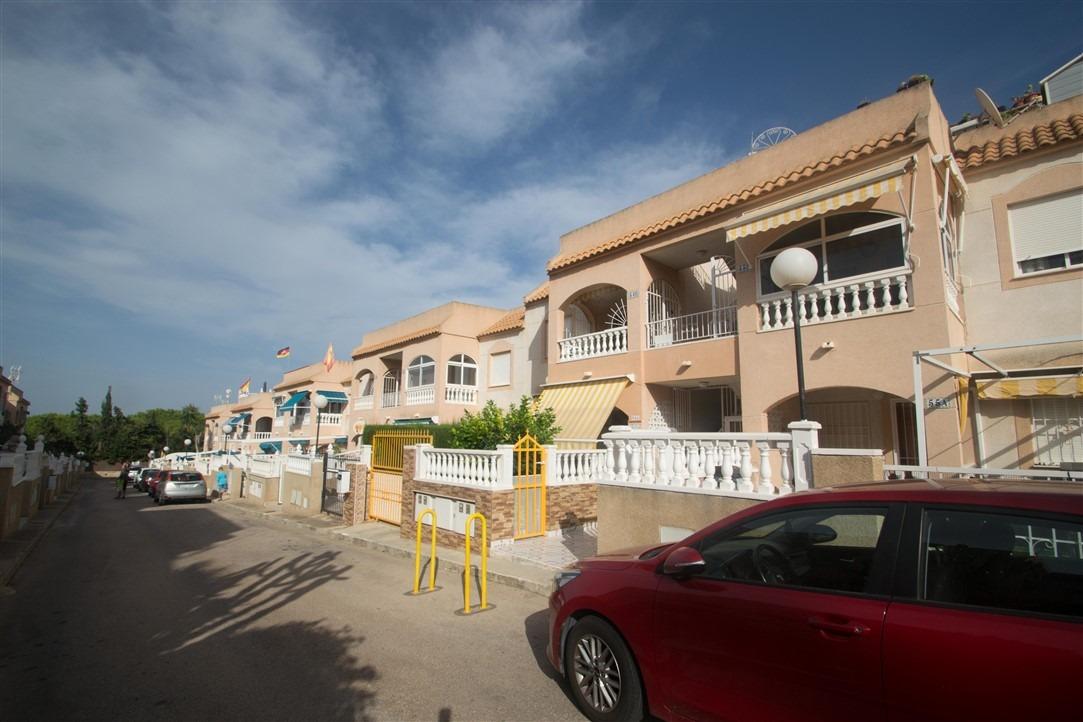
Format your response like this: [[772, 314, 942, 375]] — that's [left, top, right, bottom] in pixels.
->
[[463, 512, 488, 613]]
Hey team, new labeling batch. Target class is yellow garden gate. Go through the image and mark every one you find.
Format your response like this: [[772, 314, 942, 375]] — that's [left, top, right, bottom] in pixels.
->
[[513, 434, 547, 539], [368, 428, 433, 525]]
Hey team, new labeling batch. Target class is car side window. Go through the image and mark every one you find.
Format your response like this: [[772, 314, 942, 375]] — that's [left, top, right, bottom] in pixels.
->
[[696, 506, 889, 594], [923, 509, 1083, 618]]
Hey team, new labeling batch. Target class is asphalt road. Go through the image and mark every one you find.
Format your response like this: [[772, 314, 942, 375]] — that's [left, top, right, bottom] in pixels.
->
[[0, 479, 585, 722]]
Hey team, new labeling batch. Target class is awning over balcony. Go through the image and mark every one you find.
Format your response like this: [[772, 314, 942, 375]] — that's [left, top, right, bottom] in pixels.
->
[[537, 376, 631, 441], [259, 441, 282, 453], [278, 391, 309, 412], [725, 156, 914, 241], [289, 439, 308, 446], [975, 375, 1083, 400], [227, 413, 250, 426], [334, 437, 347, 444], [315, 390, 348, 402]]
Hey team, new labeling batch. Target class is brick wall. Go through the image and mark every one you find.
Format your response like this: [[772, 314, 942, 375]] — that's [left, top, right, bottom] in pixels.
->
[[547, 483, 597, 530], [342, 462, 369, 526]]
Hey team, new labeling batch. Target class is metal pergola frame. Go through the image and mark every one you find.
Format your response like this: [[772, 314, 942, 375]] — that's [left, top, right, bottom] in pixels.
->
[[912, 335, 1083, 466]]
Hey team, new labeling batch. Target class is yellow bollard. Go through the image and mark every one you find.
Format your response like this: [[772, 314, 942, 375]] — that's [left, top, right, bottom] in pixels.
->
[[463, 512, 488, 614], [414, 508, 437, 594]]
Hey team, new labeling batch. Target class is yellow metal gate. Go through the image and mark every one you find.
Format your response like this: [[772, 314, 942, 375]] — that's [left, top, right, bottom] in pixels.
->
[[513, 434, 547, 539], [368, 428, 433, 525]]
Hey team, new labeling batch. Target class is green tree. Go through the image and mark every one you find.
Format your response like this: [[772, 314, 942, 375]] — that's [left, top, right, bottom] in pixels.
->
[[449, 397, 560, 450], [98, 386, 114, 458], [71, 397, 94, 457]]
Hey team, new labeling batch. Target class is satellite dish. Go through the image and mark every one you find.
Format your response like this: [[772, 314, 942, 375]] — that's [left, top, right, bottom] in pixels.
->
[[750, 127, 796, 154], [975, 88, 1005, 127]]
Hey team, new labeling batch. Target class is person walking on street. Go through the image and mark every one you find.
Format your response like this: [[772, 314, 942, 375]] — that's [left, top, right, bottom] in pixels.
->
[[116, 462, 129, 499]]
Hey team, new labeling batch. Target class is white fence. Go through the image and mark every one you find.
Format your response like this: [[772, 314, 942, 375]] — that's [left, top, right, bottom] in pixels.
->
[[759, 271, 912, 332], [286, 454, 312, 475], [417, 446, 512, 487], [248, 454, 283, 478], [0, 437, 83, 486], [445, 384, 478, 405], [406, 386, 435, 406], [558, 326, 628, 361]]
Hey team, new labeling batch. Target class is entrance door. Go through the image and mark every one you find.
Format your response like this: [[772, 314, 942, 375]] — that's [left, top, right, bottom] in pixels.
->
[[367, 429, 432, 525], [513, 434, 547, 539]]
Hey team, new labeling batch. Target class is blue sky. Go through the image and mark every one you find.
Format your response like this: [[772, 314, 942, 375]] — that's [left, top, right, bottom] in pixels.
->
[[2, 1, 1080, 414]]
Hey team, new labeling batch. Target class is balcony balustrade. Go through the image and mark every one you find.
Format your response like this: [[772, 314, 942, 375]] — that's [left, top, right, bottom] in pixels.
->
[[382, 391, 399, 408], [252, 432, 272, 440], [354, 395, 375, 410], [758, 271, 912, 332], [445, 384, 478, 405], [405, 385, 435, 406], [646, 306, 737, 348], [559, 326, 627, 362], [317, 413, 342, 426]]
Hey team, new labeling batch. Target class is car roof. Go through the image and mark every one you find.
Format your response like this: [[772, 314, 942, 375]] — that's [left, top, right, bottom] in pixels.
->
[[791, 477, 1083, 513]]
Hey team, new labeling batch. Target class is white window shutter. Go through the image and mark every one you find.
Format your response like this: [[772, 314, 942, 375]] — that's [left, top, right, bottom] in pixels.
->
[[1008, 189, 1083, 261]]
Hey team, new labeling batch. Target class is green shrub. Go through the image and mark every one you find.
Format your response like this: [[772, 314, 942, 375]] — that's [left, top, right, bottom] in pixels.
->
[[449, 397, 560, 450]]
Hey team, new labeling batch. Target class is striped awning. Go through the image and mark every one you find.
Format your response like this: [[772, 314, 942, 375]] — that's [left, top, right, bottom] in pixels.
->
[[536, 377, 630, 441], [976, 376, 1083, 400], [725, 159, 912, 242]]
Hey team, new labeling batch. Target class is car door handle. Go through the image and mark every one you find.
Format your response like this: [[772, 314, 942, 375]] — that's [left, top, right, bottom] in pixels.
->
[[807, 616, 868, 637]]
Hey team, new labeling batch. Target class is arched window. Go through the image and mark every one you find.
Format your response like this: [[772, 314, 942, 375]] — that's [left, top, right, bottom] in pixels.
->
[[355, 370, 375, 398], [407, 355, 435, 388], [757, 212, 907, 296], [446, 354, 478, 386]]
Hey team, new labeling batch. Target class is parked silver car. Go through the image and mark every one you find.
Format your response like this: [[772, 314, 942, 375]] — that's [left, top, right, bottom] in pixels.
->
[[155, 470, 208, 504]]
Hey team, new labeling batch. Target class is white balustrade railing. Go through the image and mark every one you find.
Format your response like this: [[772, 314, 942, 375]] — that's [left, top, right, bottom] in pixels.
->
[[355, 395, 375, 410], [253, 432, 272, 440], [559, 326, 628, 361], [416, 445, 512, 488], [286, 454, 312, 475], [445, 384, 478, 405], [551, 448, 608, 484], [248, 454, 283, 478], [758, 271, 913, 331], [646, 307, 737, 348], [318, 413, 343, 426], [599, 429, 816, 496], [405, 385, 435, 406]]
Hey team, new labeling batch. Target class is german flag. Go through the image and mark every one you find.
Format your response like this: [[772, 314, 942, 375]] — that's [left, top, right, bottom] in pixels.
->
[[275, 346, 291, 359]]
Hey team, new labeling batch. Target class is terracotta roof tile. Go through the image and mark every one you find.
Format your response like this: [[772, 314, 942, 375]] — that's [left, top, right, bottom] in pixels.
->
[[547, 129, 917, 273], [954, 113, 1083, 171], [352, 326, 441, 357], [478, 308, 525, 338], [523, 281, 549, 304]]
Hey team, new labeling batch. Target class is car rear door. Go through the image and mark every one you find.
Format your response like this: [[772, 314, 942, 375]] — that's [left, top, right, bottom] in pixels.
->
[[882, 504, 1083, 722], [652, 503, 902, 722]]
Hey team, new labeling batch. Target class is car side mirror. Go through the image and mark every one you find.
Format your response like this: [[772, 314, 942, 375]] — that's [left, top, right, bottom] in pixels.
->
[[806, 524, 838, 545], [662, 546, 706, 577]]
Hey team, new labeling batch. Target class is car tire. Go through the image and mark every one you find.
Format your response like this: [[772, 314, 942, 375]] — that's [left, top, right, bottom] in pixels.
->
[[563, 616, 644, 722]]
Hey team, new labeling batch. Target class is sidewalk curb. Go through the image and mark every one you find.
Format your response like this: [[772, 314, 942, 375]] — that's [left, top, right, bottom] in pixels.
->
[[216, 501, 552, 597], [0, 483, 82, 588]]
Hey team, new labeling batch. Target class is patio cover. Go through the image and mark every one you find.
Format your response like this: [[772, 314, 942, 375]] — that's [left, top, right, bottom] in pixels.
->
[[315, 390, 348, 402], [278, 391, 309, 412], [537, 376, 630, 441], [725, 156, 913, 241], [975, 375, 1083, 400]]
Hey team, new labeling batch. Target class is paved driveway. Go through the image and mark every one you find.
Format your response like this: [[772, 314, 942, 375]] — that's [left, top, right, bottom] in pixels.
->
[[0, 480, 584, 721]]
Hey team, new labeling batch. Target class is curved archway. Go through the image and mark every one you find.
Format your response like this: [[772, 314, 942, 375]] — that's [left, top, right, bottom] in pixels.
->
[[254, 416, 272, 434], [560, 284, 628, 337]]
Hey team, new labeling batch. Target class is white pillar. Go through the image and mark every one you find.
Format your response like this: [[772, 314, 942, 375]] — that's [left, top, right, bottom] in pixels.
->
[[788, 420, 821, 490]]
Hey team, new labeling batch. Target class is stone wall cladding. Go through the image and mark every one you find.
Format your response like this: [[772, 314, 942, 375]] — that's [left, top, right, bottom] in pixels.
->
[[547, 483, 597, 530], [342, 463, 369, 526]]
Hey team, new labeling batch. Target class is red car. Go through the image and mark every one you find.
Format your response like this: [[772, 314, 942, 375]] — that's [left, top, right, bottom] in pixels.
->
[[143, 469, 165, 496], [548, 479, 1083, 722]]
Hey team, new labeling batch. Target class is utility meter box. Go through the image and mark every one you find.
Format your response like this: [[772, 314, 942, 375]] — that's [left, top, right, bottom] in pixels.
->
[[415, 492, 476, 534], [335, 470, 351, 493]]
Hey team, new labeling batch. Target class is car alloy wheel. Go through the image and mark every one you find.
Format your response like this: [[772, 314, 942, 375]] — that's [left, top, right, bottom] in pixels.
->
[[573, 633, 622, 713]]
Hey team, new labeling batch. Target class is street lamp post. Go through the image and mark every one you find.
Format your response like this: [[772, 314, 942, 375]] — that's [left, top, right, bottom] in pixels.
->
[[312, 393, 329, 511], [222, 424, 233, 455], [769, 247, 819, 422]]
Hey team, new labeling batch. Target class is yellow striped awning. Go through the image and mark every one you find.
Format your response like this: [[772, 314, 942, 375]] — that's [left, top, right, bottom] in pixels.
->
[[726, 174, 905, 241], [975, 376, 1083, 400], [536, 377, 630, 441]]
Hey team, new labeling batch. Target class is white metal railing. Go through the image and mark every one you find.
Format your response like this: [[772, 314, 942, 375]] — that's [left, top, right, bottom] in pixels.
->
[[382, 391, 399, 408], [646, 307, 737, 348], [406, 385, 435, 406], [286, 454, 312, 475], [551, 448, 608, 484], [253, 432, 272, 440], [884, 464, 1079, 482], [559, 326, 627, 361], [758, 271, 913, 331], [318, 413, 343, 426], [445, 384, 478, 405], [416, 445, 512, 487], [355, 395, 374, 410], [599, 429, 813, 495]]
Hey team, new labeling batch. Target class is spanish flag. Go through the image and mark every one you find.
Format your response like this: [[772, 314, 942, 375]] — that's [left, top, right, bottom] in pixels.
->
[[238, 378, 251, 397], [323, 343, 335, 372], [275, 346, 291, 359]]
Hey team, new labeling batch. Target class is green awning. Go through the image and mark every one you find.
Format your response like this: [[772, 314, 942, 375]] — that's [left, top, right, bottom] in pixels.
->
[[259, 441, 282, 453], [315, 390, 348, 402], [288, 439, 308, 446], [227, 413, 250, 426], [278, 391, 309, 413], [334, 436, 347, 444]]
